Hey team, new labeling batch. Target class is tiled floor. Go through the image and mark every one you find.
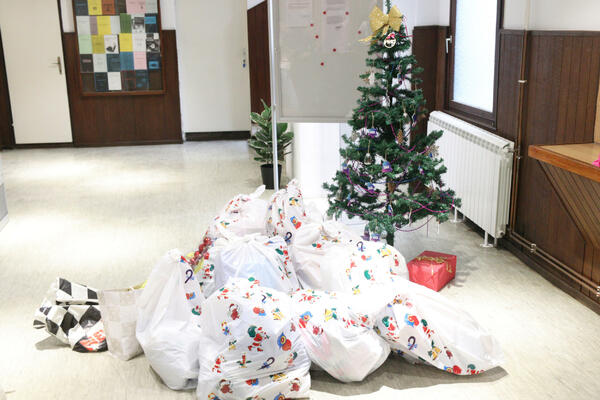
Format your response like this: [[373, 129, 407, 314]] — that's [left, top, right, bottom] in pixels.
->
[[0, 142, 598, 400]]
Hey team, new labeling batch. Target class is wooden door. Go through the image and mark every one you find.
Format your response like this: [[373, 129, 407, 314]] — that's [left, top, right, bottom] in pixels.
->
[[247, 1, 271, 114], [0, 31, 15, 148]]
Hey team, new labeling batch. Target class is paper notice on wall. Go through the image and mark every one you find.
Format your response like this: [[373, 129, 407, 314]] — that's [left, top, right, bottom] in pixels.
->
[[132, 33, 146, 52], [322, 0, 350, 53], [133, 52, 147, 70], [76, 16, 91, 35], [107, 72, 122, 91], [78, 34, 93, 54], [146, 0, 158, 14], [286, 0, 312, 28], [119, 33, 133, 52], [93, 53, 108, 72], [90, 16, 98, 35], [104, 35, 119, 54], [97, 16, 112, 35], [92, 35, 105, 53], [110, 16, 121, 34], [88, 0, 102, 16], [126, 0, 146, 14]]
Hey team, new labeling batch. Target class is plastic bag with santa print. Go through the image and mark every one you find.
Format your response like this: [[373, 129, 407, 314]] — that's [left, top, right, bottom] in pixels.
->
[[202, 234, 301, 298], [196, 278, 311, 400], [290, 288, 390, 382], [372, 279, 504, 376], [289, 221, 408, 292], [266, 179, 314, 242], [206, 185, 269, 241]]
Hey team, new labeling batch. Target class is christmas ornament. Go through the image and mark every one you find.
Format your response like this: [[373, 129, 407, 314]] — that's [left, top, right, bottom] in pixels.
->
[[360, 5, 403, 42], [362, 226, 370, 241], [370, 231, 381, 242], [366, 128, 379, 139], [363, 69, 375, 86], [383, 32, 397, 48], [427, 144, 439, 158], [366, 114, 380, 139], [382, 159, 392, 173], [335, 187, 343, 201], [366, 182, 376, 194], [364, 142, 373, 165], [381, 230, 388, 241], [342, 161, 349, 173], [387, 204, 393, 215], [350, 130, 359, 141]]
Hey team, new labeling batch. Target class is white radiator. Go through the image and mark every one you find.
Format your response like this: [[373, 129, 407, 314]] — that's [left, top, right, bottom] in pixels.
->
[[427, 111, 514, 242]]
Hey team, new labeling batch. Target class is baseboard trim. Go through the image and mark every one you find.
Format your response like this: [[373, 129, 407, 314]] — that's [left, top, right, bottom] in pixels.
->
[[73, 139, 183, 147], [185, 131, 250, 141], [502, 236, 600, 314], [10, 142, 74, 149]]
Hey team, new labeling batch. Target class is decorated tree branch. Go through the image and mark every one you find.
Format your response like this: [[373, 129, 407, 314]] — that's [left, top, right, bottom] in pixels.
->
[[323, 2, 459, 245]]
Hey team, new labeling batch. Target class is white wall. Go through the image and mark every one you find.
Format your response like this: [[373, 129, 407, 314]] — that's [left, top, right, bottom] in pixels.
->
[[176, 0, 251, 133], [59, 0, 176, 32], [392, 0, 450, 33], [292, 123, 341, 198]]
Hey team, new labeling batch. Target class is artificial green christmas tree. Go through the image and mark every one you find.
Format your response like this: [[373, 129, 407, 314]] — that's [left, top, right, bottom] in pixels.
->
[[323, 1, 459, 246]]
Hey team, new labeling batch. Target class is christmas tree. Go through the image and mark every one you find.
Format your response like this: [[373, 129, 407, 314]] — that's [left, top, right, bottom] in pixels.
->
[[323, 1, 459, 246]]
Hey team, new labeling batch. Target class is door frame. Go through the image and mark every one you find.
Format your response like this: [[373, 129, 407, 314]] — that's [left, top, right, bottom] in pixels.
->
[[0, 30, 16, 149]]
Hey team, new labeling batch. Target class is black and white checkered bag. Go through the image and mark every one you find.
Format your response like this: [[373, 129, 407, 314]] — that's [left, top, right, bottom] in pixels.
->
[[34, 278, 107, 353]]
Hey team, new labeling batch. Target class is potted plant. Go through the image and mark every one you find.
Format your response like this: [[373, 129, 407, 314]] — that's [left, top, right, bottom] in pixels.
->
[[248, 100, 293, 189]]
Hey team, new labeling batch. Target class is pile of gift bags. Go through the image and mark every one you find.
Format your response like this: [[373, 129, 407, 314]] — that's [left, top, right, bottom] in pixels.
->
[[34, 180, 504, 399]]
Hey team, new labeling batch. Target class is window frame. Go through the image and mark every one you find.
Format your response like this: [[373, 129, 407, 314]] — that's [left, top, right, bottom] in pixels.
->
[[446, 0, 504, 129]]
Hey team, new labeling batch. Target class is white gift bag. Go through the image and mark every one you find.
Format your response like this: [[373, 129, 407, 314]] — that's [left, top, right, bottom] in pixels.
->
[[290, 221, 408, 292], [266, 179, 311, 242], [204, 234, 300, 297], [374, 279, 504, 375], [98, 284, 144, 361], [207, 186, 269, 241], [136, 249, 203, 390], [290, 289, 390, 382]]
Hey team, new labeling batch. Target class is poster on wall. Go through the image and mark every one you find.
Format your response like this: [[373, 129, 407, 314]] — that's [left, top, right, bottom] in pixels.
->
[[73, 0, 164, 94]]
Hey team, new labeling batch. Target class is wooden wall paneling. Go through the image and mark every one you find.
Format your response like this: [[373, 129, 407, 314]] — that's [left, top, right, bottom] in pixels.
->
[[0, 31, 15, 148], [247, 1, 271, 114], [412, 26, 447, 135], [513, 31, 600, 307], [62, 30, 182, 146], [496, 30, 525, 143], [434, 27, 448, 110], [595, 74, 600, 143]]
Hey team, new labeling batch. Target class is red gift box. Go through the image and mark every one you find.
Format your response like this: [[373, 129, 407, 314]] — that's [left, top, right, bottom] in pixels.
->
[[407, 251, 457, 291]]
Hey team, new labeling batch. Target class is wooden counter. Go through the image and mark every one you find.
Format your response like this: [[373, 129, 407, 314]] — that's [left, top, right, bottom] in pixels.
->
[[529, 143, 600, 249], [529, 143, 600, 183]]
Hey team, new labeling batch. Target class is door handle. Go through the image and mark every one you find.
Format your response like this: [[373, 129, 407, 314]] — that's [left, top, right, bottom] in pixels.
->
[[52, 56, 62, 75], [445, 36, 453, 54]]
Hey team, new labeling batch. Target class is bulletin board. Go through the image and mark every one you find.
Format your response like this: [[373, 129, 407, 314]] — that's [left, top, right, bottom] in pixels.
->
[[273, 0, 382, 122], [72, 0, 165, 95]]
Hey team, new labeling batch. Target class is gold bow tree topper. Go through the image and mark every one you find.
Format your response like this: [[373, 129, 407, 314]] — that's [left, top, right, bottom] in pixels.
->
[[361, 5, 404, 42]]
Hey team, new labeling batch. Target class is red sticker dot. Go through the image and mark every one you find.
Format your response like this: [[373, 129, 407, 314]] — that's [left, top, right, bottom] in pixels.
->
[[323, 10, 326, 14], [310, 23, 314, 27], [358, 30, 362, 34], [315, 35, 319, 39], [320, 62, 324, 66], [333, 48, 337, 52], [345, 11, 349, 15]]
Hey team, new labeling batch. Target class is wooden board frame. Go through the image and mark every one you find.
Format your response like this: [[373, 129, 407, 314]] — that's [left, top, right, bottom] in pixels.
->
[[71, 0, 167, 96]]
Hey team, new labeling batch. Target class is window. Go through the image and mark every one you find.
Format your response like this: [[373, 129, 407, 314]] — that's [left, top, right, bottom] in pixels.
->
[[447, 0, 503, 127]]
